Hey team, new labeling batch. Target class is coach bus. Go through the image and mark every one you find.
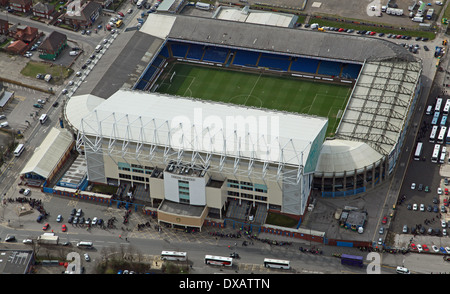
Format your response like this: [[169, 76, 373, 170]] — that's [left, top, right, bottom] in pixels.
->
[[436, 97, 443, 113], [441, 146, 447, 164], [263, 258, 291, 269], [432, 144, 441, 163], [414, 142, 423, 161], [432, 111, 440, 125], [442, 115, 448, 126], [430, 125, 438, 143], [14, 144, 24, 157], [444, 99, 450, 114], [438, 126, 447, 144], [340, 254, 364, 267], [161, 251, 187, 261], [204, 255, 233, 267]]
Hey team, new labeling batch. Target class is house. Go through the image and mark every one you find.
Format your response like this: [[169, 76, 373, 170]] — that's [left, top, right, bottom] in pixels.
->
[[6, 39, 27, 55], [0, 18, 9, 35], [9, 0, 32, 13], [32, 2, 55, 19], [63, 1, 102, 29], [38, 31, 67, 60], [12, 25, 38, 43]]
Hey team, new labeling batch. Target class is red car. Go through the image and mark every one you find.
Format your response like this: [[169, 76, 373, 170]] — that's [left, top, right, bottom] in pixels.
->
[[369, 31, 376, 35], [382, 216, 387, 224], [423, 244, 429, 252], [62, 224, 67, 232], [411, 243, 417, 250], [396, 35, 402, 39], [445, 188, 449, 195], [42, 223, 49, 231], [338, 28, 345, 32]]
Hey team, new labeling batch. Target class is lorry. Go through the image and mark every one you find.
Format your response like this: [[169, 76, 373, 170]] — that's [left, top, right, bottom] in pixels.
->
[[426, 8, 434, 20], [44, 74, 52, 82], [37, 233, 59, 245]]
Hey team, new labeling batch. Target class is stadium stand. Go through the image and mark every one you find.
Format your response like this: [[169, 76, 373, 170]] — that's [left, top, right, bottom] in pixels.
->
[[290, 57, 320, 74], [186, 44, 205, 60], [202, 46, 230, 63], [159, 45, 170, 58], [317, 60, 343, 77], [257, 53, 291, 71], [340, 63, 362, 79], [170, 42, 189, 58], [231, 50, 260, 67]]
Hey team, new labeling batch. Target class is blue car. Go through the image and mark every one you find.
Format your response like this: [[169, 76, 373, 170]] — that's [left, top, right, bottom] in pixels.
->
[[440, 247, 446, 254]]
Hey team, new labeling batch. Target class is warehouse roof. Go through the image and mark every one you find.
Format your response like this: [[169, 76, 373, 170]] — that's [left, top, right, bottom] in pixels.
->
[[20, 127, 73, 179]]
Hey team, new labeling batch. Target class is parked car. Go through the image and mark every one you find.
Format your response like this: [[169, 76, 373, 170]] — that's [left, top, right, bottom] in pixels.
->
[[56, 215, 62, 222], [23, 189, 30, 196], [438, 187, 443, 195], [33, 103, 43, 108], [411, 183, 416, 189], [432, 245, 439, 252], [5, 235, 16, 242], [42, 223, 49, 230], [84, 253, 90, 261], [403, 225, 408, 233]]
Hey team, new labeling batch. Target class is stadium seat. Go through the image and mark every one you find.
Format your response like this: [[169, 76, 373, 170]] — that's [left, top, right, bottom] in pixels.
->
[[202, 46, 229, 63], [170, 42, 190, 58], [186, 44, 204, 60], [257, 53, 291, 71], [317, 60, 342, 77], [341, 63, 362, 79], [289, 57, 320, 74], [232, 50, 260, 67]]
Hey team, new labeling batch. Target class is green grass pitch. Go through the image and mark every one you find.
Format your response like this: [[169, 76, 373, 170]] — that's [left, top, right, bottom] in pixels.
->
[[156, 63, 352, 137]]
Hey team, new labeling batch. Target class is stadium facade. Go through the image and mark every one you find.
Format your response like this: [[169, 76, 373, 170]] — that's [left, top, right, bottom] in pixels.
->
[[64, 13, 422, 228]]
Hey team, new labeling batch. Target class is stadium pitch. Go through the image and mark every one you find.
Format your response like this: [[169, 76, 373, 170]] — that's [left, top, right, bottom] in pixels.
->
[[156, 62, 352, 137]]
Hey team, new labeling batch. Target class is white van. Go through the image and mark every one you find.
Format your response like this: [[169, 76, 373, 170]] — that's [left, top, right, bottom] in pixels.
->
[[69, 51, 79, 56], [426, 105, 433, 115], [0, 121, 8, 128], [396, 266, 410, 274], [95, 45, 103, 53], [39, 114, 48, 124]]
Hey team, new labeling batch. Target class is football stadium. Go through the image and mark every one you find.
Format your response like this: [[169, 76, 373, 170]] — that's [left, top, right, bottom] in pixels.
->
[[63, 13, 422, 229]]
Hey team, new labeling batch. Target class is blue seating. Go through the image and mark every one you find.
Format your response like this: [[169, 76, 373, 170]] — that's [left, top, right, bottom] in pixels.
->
[[290, 57, 320, 74], [232, 50, 260, 67], [317, 60, 342, 77], [152, 55, 164, 68], [135, 79, 148, 90], [170, 43, 189, 58], [257, 53, 291, 71], [186, 44, 204, 60], [141, 65, 158, 82], [159, 45, 170, 58], [341, 63, 362, 79], [202, 46, 229, 63]]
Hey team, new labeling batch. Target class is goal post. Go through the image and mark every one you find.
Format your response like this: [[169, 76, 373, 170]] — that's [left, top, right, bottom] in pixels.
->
[[170, 71, 176, 83]]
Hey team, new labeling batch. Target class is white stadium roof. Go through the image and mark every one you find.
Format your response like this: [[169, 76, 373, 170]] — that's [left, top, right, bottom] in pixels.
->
[[74, 89, 328, 168]]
